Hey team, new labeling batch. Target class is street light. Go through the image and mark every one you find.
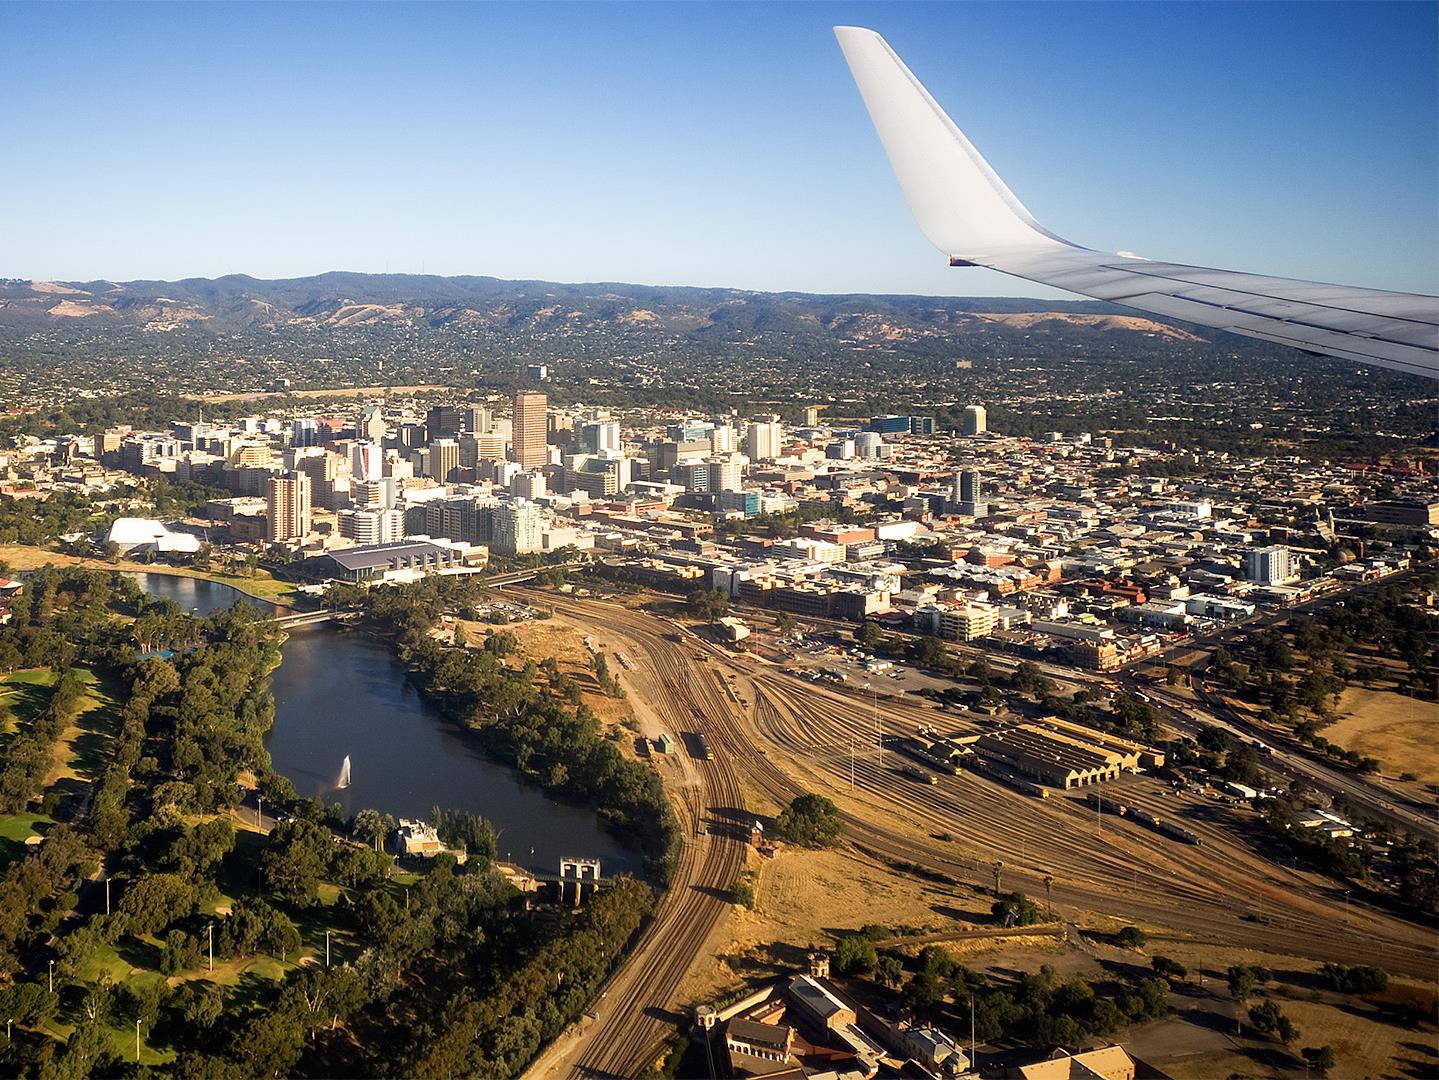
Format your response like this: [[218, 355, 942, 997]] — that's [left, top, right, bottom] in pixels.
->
[[47, 960, 52, 994]]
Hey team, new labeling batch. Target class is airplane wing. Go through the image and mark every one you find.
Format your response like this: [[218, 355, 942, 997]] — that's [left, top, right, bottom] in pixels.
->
[[834, 25, 1439, 380]]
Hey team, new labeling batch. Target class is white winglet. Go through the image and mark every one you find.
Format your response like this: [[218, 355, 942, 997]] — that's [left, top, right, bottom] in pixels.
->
[[834, 25, 1068, 260], [834, 25, 1439, 380]]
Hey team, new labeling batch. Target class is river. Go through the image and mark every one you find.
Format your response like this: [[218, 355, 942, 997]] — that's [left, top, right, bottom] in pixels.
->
[[129, 572, 639, 875]]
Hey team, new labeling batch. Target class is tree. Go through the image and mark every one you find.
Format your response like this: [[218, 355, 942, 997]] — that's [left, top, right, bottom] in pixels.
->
[[729, 876, 754, 909], [774, 612, 797, 636], [854, 621, 884, 648], [773, 793, 843, 847], [1227, 964, 1272, 1034], [260, 820, 334, 907], [875, 954, 904, 987], [991, 892, 1043, 927], [833, 934, 878, 975], [686, 589, 730, 625], [1151, 955, 1187, 981], [1302, 1046, 1336, 1074], [1116, 926, 1147, 949]]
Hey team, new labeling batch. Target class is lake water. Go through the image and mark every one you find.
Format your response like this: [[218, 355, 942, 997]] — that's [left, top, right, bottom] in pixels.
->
[[129, 573, 639, 875]]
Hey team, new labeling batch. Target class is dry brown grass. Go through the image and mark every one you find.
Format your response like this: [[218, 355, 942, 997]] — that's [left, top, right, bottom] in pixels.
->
[[1327, 686, 1438, 782]]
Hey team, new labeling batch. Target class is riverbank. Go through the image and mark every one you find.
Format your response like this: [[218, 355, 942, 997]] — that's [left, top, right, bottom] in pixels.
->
[[0, 544, 300, 608]]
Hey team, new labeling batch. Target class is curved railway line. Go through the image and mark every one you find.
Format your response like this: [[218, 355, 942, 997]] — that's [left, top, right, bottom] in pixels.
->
[[518, 591, 1437, 1078]]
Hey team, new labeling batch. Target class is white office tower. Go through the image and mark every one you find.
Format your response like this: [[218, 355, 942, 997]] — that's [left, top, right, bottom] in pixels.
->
[[745, 416, 783, 462], [492, 499, 542, 556], [494, 460, 522, 488], [706, 456, 745, 493], [357, 404, 387, 443], [709, 424, 736, 454], [592, 421, 622, 454], [1245, 546, 1295, 585], [338, 507, 404, 545], [510, 470, 547, 500], [855, 431, 884, 458], [961, 404, 987, 436], [350, 441, 383, 482], [354, 478, 398, 510]]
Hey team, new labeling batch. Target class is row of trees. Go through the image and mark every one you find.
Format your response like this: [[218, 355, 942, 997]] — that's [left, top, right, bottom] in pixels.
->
[[353, 575, 681, 883], [0, 666, 88, 813]]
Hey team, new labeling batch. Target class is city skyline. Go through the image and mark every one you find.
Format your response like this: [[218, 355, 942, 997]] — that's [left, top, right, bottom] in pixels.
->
[[2, 1, 1435, 299]]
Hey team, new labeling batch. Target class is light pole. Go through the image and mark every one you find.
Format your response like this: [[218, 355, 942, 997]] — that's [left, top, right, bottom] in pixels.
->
[[257, 795, 263, 830], [47, 960, 52, 994], [1043, 874, 1055, 920], [105, 877, 110, 916], [208, 923, 214, 973], [1342, 889, 1350, 926], [135, 1018, 141, 1062], [325, 930, 331, 968]]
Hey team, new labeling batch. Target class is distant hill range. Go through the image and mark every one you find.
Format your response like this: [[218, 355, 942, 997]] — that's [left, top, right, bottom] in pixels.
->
[[0, 272, 1210, 350]]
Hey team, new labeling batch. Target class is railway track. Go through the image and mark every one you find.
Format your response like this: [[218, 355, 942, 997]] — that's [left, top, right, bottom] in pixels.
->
[[517, 590, 1437, 1076]]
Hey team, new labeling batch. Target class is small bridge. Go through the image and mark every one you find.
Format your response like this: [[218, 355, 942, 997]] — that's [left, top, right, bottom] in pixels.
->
[[268, 609, 345, 629]]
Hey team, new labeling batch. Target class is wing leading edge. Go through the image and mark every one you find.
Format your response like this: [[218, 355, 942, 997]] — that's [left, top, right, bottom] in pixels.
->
[[834, 25, 1439, 380]]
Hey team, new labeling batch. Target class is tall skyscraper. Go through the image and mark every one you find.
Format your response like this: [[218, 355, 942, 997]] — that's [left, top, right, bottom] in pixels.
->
[[357, 404, 387, 443], [512, 392, 548, 469], [429, 438, 460, 482], [744, 415, 783, 462], [960, 469, 981, 504], [266, 473, 312, 543], [961, 404, 988, 436]]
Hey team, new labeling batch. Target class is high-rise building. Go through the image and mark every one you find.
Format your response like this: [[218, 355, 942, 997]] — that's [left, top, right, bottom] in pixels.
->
[[357, 404, 387, 443], [706, 456, 745, 493], [350, 441, 383, 483], [855, 432, 884, 458], [960, 469, 981, 504], [297, 451, 345, 508], [290, 419, 319, 448], [426, 405, 464, 440], [512, 392, 548, 469], [266, 473, 312, 543], [464, 405, 492, 435], [354, 478, 398, 510], [491, 500, 542, 555], [338, 507, 404, 545], [744, 416, 783, 462], [510, 470, 547, 500], [429, 439, 460, 482], [961, 404, 988, 436], [578, 421, 621, 455], [1245, 546, 1295, 585]]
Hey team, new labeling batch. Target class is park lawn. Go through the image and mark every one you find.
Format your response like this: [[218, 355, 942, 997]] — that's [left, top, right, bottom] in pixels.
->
[[0, 544, 300, 607], [43, 666, 120, 789], [1, 668, 61, 730], [1326, 686, 1439, 783], [0, 811, 54, 870]]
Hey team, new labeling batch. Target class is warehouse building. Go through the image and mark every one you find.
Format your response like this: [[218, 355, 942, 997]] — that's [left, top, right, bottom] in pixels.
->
[[974, 724, 1129, 788]]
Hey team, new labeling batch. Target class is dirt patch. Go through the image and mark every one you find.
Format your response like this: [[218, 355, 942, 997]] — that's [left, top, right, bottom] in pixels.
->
[[1325, 687, 1437, 781], [475, 616, 636, 736]]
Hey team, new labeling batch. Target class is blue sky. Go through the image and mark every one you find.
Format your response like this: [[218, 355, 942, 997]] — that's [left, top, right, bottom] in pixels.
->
[[2, 1, 1435, 298]]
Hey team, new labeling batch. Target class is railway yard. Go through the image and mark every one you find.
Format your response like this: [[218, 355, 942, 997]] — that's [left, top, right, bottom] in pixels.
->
[[517, 589, 1439, 1080]]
